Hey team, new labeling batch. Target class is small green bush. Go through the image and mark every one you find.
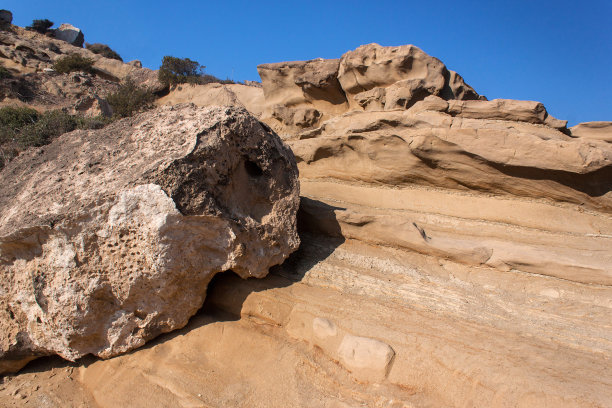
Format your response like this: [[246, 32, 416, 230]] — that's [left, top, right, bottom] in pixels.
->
[[85, 43, 123, 61], [0, 106, 39, 130], [107, 78, 155, 118], [158, 56, 236, 86], [17, 110, 79, 147], [158, 56, 207, 86], [27, 19, 53, 34], [53, 54, 95, 74], [0, 107, 111, 168]]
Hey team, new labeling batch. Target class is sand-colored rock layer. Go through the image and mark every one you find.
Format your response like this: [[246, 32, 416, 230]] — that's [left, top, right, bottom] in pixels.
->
[[1, 42, 610, 408]]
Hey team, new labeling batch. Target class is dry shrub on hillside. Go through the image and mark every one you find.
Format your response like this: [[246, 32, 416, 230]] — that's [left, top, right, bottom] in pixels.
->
[[27, 19, 54, 34], [158, 56, 235, 87], [0, 106, 109, 168], [106, 78, 155, 118], [53, 54, 95, 74], [85, 43, 123, 61]]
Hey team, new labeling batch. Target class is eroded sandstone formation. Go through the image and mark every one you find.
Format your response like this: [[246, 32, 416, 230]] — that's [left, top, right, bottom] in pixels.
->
[[251, 43, 612, 406], [260, 45, 612, 286], [257, 43, 484, 135], [0, 104, 300, 373], [0, 42, 610, 408]]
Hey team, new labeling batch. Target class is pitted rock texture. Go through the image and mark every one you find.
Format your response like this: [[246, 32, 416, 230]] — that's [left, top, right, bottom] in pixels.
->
[[0, 104, 300, 373]]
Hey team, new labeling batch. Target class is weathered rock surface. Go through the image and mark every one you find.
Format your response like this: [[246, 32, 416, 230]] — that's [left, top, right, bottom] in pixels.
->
[[257, 43, 483, 136], [1, 43, 611, 408], [0, 104, 300, 373], [53, 24, 85, 48], [338, 43, 481, 110], [156, 82, 264, 118], [257, 58, 348, 134], [570, 121, 612, 143], [252, 43, 611, 406], [0, 9, 12, 25], [288, 107, 612, 284], [447, 98, 567, 128]]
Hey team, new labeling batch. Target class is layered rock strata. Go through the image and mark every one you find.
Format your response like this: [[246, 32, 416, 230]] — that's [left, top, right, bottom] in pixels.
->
[[253, 44, 612, 406], [260, 43, 612, 284], [0, 43, 610, 408], [0, 104, 300, 373]]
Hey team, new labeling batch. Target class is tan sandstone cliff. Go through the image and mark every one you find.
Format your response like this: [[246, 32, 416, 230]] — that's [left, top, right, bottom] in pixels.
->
[[0, 43, 610, 408]]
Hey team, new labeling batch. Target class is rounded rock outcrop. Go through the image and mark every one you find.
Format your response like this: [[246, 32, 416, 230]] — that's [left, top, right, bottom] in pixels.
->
[[53, 23, 85, 47], [0, 104, 300, 373]]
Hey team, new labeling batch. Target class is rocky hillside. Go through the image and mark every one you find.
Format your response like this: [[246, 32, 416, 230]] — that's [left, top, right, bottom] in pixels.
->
[[0, 15, 610, 408], [0, 23, 161, 114]]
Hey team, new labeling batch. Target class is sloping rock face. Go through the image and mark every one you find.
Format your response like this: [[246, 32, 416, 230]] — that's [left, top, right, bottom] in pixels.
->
[[156, 82, 265, 118], [570, 121, 612, 143], [257, 43, 484, 135], [0, 44, 610, 408], [0, 104, 300, 373]]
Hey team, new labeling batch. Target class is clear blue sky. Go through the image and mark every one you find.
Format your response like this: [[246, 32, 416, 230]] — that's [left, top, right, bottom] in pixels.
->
[[5, 0, 612, 125]]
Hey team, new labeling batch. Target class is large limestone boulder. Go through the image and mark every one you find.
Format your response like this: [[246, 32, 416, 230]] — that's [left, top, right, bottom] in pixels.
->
[[53, 23, 85, 47], [0, 104, 300, 373]]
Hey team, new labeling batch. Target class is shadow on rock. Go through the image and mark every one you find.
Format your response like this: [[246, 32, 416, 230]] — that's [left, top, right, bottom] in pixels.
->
[[13, 197, 345, 375]]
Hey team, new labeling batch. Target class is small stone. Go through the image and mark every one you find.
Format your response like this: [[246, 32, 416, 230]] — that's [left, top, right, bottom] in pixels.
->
[[337, 334, 395, 383]]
